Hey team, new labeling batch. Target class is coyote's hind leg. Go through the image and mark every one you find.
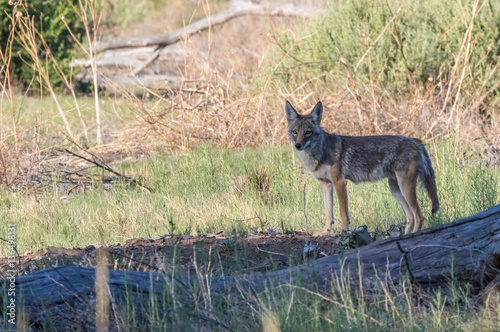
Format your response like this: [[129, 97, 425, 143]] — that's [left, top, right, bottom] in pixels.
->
[[395, 168, 424, 234]]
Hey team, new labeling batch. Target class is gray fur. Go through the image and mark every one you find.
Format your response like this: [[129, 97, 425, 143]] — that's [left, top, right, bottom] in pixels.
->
[[285, 101, 440, 234]]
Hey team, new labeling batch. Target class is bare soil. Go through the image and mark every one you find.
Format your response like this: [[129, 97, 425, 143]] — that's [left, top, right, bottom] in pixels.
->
[[0, 232, 345, 277]]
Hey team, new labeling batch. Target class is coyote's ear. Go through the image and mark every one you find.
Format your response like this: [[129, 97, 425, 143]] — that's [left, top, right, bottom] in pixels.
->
[[309, 101, 323, 125], [285, 101, 299, 121]]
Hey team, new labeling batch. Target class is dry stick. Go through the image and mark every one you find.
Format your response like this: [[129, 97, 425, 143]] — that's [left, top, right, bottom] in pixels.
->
[[121, 0, 318, 76], [384, 0, 414, 93], [353, 2, 403, 73], [340, 57, 373, 133], [65, 0, 103, 145], [15, 11, 75, 141], [202, 0, 214, 60], [94, 0, 318, 52], [63, 147, 151, 193], [88, 1, 103, 146], [132, 45, 165, 76], [36, 72, 43, 149], [0, 12, 20, 155], [451, 0, 486, 131]]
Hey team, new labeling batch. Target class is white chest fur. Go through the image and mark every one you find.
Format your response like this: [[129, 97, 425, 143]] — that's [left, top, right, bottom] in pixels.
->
[[296, 150, 332, 183]]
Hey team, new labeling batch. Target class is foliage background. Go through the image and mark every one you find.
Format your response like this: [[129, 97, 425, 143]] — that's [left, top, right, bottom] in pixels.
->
[[0, 0, 87, 90], [270, 0, 500, 114]]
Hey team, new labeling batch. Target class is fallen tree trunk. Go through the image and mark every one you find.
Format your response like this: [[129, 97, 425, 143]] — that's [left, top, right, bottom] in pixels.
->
[[213, 203, 500, 293], [76, 0, 319, 84], [94, 0, 319, 52], [2, 205, 500, 325]]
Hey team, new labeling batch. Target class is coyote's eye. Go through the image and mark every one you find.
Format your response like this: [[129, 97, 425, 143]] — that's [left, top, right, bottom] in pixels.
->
[[291, 130, 297, 135], [305, 130, 312, 136]]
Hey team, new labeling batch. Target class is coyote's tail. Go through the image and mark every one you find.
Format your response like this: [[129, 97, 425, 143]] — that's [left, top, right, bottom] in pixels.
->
[[420, 147, 440, 215]]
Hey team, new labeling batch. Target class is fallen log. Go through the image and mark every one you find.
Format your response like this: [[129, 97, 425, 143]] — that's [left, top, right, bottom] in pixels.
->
[[211, 203, 500, 293], [94, 0, 319, 52], [75, 0, 319, 84], [2, 205, 499, 325]]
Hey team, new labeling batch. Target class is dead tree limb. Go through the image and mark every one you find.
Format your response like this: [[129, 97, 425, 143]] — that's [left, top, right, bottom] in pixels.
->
[[94, 0, 319, 53]]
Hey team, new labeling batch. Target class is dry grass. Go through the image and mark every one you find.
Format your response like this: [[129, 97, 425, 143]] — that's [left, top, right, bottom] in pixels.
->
[[0, 0, 498, 191], [99, 1, 499, 160]]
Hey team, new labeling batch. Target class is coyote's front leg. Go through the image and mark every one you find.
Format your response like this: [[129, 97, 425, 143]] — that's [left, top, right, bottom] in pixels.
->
[[319, 181, 334, 234], [333, 176, 350, 231]]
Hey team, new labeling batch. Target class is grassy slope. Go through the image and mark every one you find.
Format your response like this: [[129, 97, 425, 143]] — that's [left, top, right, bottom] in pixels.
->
[[2, 141, 498, 253]]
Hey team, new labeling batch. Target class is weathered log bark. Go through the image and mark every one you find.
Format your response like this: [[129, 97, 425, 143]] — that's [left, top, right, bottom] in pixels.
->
[[2, 205, 500, 323], [94, 0, 319, 52]]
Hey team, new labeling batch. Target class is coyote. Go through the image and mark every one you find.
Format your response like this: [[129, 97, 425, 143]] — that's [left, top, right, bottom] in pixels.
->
[[285, 101, 439, 235]]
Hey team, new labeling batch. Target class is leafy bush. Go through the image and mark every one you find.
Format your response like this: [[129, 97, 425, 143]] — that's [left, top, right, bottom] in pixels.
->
[[270, 0, 500, 110], [0, 0, 87, 90]]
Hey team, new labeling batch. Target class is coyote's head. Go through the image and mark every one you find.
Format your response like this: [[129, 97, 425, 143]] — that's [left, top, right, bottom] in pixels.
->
[[285, 101, 323, 151]]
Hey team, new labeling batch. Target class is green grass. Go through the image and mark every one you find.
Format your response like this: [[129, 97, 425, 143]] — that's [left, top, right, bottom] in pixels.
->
[[1, 141, 499, 331], [1, 141, 498, 253]]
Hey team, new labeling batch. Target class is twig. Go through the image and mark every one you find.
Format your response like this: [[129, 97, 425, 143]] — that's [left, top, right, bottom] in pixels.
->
[[340, 57, 373, 133], [255, 244, 288, 257], [64, 148, 151, 193], [384, 0, 413, 92], [93, 0, 319, 52], [354, 2, 403, 73], [64, 149, 126, 179]]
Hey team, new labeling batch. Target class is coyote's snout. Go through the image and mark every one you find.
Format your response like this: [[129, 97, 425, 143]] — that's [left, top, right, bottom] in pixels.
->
[[285, 101, 439, 235]]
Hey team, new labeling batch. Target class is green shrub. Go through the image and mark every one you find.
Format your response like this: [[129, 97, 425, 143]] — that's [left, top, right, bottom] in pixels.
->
[[0, 0, 87, 90], [269, 0, 500, 110]]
